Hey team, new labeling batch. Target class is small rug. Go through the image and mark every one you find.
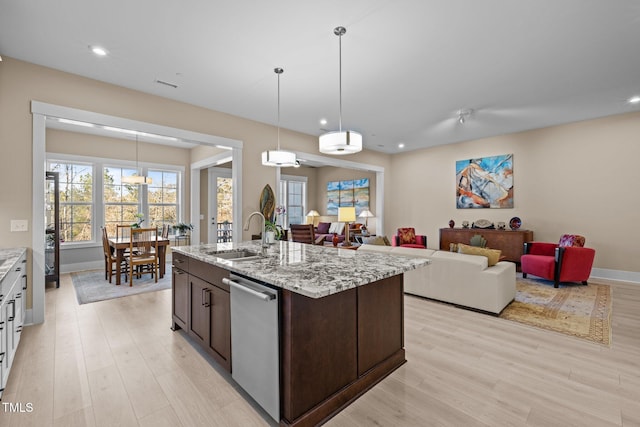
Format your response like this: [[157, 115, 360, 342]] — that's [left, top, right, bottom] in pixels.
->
[[71, 264, 172, 305], [499, 277, 612, 346]]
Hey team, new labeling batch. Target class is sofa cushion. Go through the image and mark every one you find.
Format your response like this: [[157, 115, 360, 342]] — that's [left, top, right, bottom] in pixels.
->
[[329, 222, 345, 235], [362, 235, 387, 245], [389, 247, 436, 258], [457, 243, 501, 266], [317, 222, 331, 234]]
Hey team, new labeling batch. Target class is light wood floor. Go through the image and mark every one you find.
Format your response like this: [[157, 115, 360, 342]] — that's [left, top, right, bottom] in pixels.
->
[[1, 274, 639, 426]]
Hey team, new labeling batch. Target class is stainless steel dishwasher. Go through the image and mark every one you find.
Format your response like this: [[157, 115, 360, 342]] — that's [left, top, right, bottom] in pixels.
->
[[222, 274, 280, 422]]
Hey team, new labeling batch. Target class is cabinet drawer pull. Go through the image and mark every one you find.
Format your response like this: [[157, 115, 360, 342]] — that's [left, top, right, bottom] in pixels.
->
[[0, 352, 4, 363], [16, 326, 22, 333], [174, 269, 185, 275], [174, 258, 184, 264], [15, 267, 21, 272], [202, 288, 206, 306], [0, 321, 4, 331], [21, 259, 26, 263], [15, 293, 22, 299], [205, 289, 212, 308]]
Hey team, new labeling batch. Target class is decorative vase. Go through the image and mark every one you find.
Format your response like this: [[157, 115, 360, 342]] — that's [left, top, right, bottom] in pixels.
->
[[448, 220, 455, 228], [332, 233, 339, 247]]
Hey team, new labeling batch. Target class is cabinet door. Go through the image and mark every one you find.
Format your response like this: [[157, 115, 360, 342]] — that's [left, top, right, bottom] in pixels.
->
[[0, 304, 6, 392], [172, 267, 189, 328], [189, 276, 210, 347], [209, 284, 230, 365]]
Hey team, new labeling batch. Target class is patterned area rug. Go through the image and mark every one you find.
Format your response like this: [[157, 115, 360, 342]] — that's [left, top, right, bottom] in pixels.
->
[[71, 264, 172, 305], [500, 277, 612, 346]]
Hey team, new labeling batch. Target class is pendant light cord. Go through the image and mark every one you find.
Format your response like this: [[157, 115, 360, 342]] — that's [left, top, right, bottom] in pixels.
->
[[338, 30, 343, 133], [275, 67, 284, 150]]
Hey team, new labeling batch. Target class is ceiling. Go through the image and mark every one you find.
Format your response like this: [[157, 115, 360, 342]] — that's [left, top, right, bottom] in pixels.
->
[[1, 0, 639, 154]]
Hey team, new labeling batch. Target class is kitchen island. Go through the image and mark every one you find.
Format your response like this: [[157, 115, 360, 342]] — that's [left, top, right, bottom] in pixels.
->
[[171, 241, 429, 427]]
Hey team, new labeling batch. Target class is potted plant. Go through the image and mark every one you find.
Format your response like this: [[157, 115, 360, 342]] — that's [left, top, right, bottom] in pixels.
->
[[173, 222, 193, 236], [131, 213, 145, 228], [264, 220, 283, 243]]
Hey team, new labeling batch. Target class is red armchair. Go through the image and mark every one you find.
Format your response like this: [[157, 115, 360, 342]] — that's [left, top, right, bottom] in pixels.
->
[[521, 234, 595, 288], [393, 227, 427, 248]]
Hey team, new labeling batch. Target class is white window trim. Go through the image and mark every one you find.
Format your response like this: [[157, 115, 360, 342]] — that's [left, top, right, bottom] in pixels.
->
[[47, 152, 185, 250], [280, 174, 308, 227]]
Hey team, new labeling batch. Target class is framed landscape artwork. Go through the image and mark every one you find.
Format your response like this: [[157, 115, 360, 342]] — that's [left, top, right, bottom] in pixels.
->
[[456, 154, 513, 208], [327, 178, 369, 215]]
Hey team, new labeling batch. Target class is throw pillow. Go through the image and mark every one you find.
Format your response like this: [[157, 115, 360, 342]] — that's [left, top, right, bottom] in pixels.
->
[[559, 234, 585, 247], [397, 227, 416, 245], [457, 243, 502, 266], [449, 243, 458, 252], [329, 222, 345, 235], [317, 222, 331, 234], [363, 236, 386, 245]]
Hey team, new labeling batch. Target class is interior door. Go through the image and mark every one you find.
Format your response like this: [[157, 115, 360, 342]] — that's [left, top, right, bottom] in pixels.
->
[[208, 167, 233, 244]]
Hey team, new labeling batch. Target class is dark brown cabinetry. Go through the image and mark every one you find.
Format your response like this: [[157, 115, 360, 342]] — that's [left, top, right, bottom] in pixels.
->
[[439, 227, 534, 265], [280, 274, 405, 426], [171, 253, 189, 329], [171, 253, 231, 372]]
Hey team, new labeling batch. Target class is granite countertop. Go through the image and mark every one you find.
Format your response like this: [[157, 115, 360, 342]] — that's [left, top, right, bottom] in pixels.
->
[[173, 241, 430, 299], [0, 247, 27, 283]]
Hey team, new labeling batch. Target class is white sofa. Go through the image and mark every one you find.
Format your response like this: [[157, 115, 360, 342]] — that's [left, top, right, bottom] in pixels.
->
[[358, 245, 516, 314]]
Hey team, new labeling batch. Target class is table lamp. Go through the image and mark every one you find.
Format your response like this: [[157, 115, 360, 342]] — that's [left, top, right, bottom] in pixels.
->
[[338, 207, 356, 247], [306, 210, 320, 227], [358, 209, 374, 227]]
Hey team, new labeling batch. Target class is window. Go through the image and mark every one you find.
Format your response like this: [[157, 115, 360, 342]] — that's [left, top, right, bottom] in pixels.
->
[[279, 175, 307, 227], [48, 153, 184, 246], [103, 166, 140, 236], [47, 161, 94, 243], [147, 170, 178, 229]]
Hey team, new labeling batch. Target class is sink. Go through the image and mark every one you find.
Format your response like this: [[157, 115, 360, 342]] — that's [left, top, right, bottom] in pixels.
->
[[209, 250, 262, 261]]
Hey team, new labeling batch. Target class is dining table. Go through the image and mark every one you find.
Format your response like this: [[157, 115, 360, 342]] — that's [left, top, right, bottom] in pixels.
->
[[107, 236, 170, 285]]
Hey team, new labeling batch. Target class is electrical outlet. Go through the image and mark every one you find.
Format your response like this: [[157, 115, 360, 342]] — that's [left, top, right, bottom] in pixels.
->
[[10, 220, 28, 232]]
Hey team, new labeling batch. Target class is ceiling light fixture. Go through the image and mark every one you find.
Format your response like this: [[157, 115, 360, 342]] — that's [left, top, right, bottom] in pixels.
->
[[89, 45, 108, 56], [398, 143, 405, 149], [319, 26, 363, 155], [628, 95, 640, 104], [122, 135, 152, 185], [458, 109, 473, 124], [262, 67, 297, 167]]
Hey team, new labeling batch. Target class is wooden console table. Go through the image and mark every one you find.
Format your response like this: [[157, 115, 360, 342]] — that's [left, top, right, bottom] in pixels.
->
[[439, 228, 533, 265]]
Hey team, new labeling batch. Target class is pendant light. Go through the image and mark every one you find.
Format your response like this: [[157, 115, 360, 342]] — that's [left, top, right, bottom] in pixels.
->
[[122, 134, 152, 184], [262, 68, 297, 167], [319, 26, 362, 155]]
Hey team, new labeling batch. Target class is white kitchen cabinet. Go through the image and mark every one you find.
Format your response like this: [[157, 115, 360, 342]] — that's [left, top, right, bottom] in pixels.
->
[[0, 250, 27, 398]]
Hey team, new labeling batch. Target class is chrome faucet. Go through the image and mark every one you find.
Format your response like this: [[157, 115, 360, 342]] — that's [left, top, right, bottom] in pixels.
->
[[244, 211, 268, 251]]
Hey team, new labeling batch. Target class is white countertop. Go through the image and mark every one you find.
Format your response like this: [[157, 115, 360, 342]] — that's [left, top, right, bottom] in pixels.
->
[[172, 241, 430, 299], [0, 247, 27, 284]]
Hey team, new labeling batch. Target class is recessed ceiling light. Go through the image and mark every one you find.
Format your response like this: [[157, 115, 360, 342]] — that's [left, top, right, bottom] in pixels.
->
[[89, 45, 108, 56], [398, 143, 405, 149], [319, 118, 328, 126], [628, 95, 640, 104]]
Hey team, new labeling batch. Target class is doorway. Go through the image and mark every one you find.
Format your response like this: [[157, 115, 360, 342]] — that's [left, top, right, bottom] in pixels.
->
[[208, 167, 233, 243]]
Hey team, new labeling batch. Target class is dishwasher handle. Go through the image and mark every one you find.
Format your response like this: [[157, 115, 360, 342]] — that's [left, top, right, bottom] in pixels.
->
[[223, 278, 276, 301]]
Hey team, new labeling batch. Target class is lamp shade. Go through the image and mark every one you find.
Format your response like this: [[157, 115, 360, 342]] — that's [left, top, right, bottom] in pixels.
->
[[306, 210, 320, 217], [319, 130, 362, 155], [338, 206, 356, 223], [358, 209, 374, 219], [262, 149, 297, 167]]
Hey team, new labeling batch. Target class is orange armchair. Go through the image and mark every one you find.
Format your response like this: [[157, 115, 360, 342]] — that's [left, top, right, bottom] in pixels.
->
[[521, 234, 595, 288], [393, 227, 427, 248]]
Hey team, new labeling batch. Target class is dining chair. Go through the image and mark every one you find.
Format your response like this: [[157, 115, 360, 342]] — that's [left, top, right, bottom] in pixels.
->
[[101, 226, 127, 283], [161, 224, 170, 239], [117, 224, 132, 240], [125, 227, 159, 287], [289, 224, 324, 245]]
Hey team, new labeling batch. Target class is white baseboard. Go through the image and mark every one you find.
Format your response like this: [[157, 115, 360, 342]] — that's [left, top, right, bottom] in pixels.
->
[[591, 268, 640, 284], [61, 260, 103, 273]]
